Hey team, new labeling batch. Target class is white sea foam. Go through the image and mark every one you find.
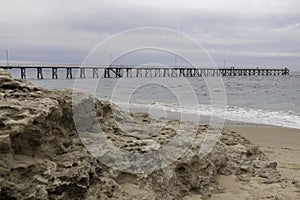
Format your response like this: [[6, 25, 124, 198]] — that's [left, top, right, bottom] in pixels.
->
[[115, 101, 300, 129]]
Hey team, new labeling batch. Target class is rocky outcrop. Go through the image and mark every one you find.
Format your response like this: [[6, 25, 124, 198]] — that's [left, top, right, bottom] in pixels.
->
[[0, 69, 297, 199]]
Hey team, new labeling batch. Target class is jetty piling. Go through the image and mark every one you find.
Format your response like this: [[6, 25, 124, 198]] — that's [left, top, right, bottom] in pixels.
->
[[52, 68, 58, 79], [0, 63, 290, 79], [37, 68, 43, 79], [66, 68, 72, 79], [21, 67, 26, 79]]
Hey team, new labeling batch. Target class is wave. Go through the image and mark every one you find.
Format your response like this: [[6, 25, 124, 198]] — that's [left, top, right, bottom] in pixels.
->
[[114, 101, 300, 129]]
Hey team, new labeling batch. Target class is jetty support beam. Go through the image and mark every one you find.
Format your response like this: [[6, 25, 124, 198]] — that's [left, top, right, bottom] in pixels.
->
[[66, 68, 72, 79], [52, 68, 58, 79], [92, 68, 99, 78], [37, 67, 43, 79], [80, 68, 86, 78], [21, 68, 26, 79]]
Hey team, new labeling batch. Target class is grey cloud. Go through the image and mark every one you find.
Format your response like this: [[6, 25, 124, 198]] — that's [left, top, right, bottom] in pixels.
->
[[0, 0, 300, 70]]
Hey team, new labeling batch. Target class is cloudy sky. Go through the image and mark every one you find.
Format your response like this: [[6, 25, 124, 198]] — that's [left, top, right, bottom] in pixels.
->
[[0, 0, 300, 70]]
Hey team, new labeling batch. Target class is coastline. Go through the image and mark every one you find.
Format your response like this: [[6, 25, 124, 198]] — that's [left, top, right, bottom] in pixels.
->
[[123, 106, 280, 127], [209, 126, 300, 199], [1, 69, 300, 199], [227, 126, 300, 181], [130, 106, 300, 181]]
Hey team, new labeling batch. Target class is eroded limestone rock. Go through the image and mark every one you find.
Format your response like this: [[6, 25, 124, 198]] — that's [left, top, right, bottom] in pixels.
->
[[0, 69, 298, 199]]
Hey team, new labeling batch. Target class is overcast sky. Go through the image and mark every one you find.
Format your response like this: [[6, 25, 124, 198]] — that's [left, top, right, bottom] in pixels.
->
[[0, 0, 300, 70]]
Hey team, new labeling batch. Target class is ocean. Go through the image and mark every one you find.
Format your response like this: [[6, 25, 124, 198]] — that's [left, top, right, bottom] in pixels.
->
[[7, 69, 300, 129]]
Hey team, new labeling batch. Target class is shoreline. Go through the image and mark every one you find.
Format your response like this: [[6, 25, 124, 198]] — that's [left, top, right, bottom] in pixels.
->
[[1, 68, 300, 199], [128, 106, 300, 182], [210, 125, 300, 199], [124, 106, 286, 128], [226, 125, 300, 182], [124, 106, 300, 182]]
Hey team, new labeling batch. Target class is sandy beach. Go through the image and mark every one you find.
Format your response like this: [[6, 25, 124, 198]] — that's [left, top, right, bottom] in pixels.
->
[[228, 126, 300, 181], [1, 69, 300, 199], [210, 126, 300, 199]]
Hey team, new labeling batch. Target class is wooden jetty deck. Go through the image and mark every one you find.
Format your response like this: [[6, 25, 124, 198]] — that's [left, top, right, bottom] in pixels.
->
[[0, 63, 290, 79]]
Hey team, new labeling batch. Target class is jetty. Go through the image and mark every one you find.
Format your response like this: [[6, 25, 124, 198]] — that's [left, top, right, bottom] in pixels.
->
[[0, 63, 289, 79]]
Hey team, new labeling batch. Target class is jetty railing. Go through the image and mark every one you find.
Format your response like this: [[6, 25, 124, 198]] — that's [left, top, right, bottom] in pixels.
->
[[0, 63, 290, 79]]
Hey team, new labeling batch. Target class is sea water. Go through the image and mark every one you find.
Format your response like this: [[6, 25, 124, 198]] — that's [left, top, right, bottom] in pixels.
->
[[7, 69, 300, 129]]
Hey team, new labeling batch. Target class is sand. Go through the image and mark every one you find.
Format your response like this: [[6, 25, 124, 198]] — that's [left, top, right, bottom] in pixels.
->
[[228, 126, 300, 181], [1, 68, 300, 199], [209, 126, 300, 199]]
